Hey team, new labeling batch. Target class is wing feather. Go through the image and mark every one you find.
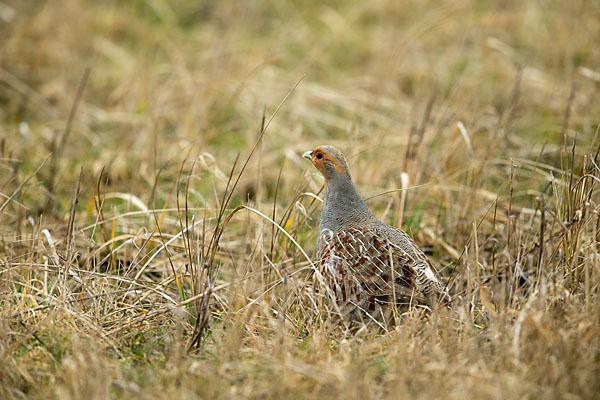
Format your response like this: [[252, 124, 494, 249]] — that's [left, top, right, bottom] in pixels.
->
[[316, 226, 451, 320]]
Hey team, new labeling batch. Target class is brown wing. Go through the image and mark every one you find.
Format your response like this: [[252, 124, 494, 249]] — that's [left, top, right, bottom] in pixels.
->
[[316, 227, 450, 318], [382, 227, 451, 304]]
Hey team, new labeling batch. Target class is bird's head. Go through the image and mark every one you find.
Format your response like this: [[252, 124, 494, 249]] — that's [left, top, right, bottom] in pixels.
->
[[303, 145, 352, 183]]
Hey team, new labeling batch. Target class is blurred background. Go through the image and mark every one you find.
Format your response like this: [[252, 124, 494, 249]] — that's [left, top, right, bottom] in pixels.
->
[[2, 0, 598, 215], [1, 1, 600, 398]]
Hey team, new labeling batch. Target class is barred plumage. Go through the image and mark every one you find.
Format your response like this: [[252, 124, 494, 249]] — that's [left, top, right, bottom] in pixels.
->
[[304, 145, 450, 326]]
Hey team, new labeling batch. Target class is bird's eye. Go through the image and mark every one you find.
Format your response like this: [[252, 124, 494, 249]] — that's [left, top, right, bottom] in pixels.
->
[[315, 152, 323, 160]]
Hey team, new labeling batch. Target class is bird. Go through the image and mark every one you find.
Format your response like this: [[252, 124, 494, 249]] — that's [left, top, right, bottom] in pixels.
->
[[303, 145, 450, 328]]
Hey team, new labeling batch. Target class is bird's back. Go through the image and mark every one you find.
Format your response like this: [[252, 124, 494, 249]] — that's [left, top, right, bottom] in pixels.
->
[[316, 221, 450, 327]]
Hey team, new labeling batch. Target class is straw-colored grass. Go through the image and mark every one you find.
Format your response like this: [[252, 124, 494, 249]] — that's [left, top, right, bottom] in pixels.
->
[[1, 0, 600, 398]]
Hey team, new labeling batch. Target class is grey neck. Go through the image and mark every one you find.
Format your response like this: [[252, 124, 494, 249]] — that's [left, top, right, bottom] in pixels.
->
[[317, 174, 374, 249]]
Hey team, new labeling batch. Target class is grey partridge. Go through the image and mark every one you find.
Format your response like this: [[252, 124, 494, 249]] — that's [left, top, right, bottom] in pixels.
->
[[303, 145, 450, 326]]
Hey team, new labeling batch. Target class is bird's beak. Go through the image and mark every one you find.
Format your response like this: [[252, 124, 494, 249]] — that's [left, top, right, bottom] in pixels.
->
[[302, 151, 313, 160]]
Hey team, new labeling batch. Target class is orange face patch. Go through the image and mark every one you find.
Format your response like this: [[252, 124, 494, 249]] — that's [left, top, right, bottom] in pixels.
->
[[311, 147, 344, 174], [307, 146, 348, 185], [310, 147, 328, 181], [312, 147, 326, 164]]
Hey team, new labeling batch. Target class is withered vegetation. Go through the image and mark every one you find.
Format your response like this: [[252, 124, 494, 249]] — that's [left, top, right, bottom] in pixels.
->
[[1, 1, 600, 398]]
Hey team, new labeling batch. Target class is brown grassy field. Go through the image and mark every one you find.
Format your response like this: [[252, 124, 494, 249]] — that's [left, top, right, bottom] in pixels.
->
[[2, 0, 600, 398]]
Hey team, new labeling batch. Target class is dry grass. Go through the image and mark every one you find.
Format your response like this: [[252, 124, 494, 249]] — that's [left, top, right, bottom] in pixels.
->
[[1, 0, 600, 398]]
